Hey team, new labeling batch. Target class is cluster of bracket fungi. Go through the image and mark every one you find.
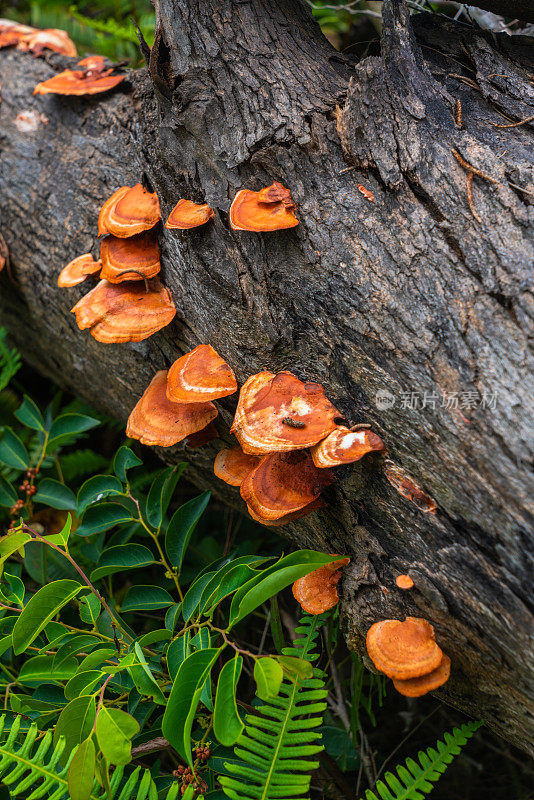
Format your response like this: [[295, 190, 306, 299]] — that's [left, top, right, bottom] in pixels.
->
[[1, 20, 447, 699]]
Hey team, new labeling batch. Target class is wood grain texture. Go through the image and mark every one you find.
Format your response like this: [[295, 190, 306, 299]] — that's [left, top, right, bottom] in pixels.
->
[[0, 0, 532, 751]]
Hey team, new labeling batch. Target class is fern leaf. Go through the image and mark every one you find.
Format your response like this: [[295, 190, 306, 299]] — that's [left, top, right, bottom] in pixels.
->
[[220, 614, 328, 800], [0, 715, 179, 800], [363, 721, 483, 800], [0, 328, 21, 392]]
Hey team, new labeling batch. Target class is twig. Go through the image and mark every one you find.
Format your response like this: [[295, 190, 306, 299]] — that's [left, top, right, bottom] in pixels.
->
[[455, 98, 463, 129], [466, 171, 482, 223], [131, 737, 171, 757], [493, 113, 534, 129], [452, 149, 499, 184]]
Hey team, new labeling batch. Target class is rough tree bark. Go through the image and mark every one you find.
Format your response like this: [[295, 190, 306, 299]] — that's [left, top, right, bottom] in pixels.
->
[[0, 0, 533, 753]]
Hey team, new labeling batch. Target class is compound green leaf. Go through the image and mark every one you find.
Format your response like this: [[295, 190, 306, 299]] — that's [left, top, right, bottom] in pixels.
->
[[12, 579, 83, 654], [214, 655, 243, 746]]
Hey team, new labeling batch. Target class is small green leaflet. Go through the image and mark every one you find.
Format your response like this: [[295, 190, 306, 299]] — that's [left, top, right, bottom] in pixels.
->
[[43, 514, 72, 548], [76, 503, 135, 537], [77, 475, 124, 514], [165, 491, 210, 571], [0, 572, 24, 605], [121, 585, 174, 612], [254, 657, 283, 700], [0, 476, 17, 507], [113, 446, 142, 483], [14, 395, 46, 432], [95, 707, 139, 766], [0, 427, 29, 469], [46, 413, 100, 453], [214, 655, 243, 746], [68, 737, 96, 800], [162, 647, 222, 765], [54, 695, 96, 765], [12, 579, 83, 654], [34, 479, 77, 510], [90, 544, 155, 582], [79, 594, 101, 626], [146, 465, 187, 530]]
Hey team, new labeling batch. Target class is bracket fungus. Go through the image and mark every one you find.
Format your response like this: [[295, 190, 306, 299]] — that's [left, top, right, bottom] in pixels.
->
[[34, 56, 124, 97], [384, 460, 437, 513], [0, 21, 35, 49], [126, 370, 218, 447], [366, 617, 444, 680], [246, 497, 326, 527], [0, 233, 8, 274], [99, 233, 160, 283], [214, 447, 261, 487], [240, 450, 333, 522], [311, 426, 385, 468], [71, 279, 176, 343], [18, 28, 77, 57], [165, 200, 215, 230], [58, 254, 101, 288], [167, 345, 238, 404], [231, 371, 339, 455], [292, 556, 350, 615], [393, 653, 451, 697], [229, 182, 299, 232], [184, 422, 218, 449], [98, 184, 161, 238], [396, 574, 414, 590]]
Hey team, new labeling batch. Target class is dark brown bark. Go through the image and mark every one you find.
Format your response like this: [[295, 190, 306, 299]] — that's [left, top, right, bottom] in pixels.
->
[[0, 0, 533, 753]]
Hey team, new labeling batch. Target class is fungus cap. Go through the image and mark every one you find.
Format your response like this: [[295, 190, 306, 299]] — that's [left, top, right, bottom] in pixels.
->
[[396, 574, 414, 590], [34, 59, 124, 97], [98, 183, 160, 238], [366, 617, 443, 680], [292, 556, 350, 615], [167, 345, 238, 404], [240, 450, 333, 521], [214, 447, 261, 487], [311, 426, 385, 468], [0, 21, 35, 49], [18, 28, 77, 57], [58, 254, 101, 287], [384, 461, 437, 514], [71, 279, 176, 343], [393, 653, 451, 697], [126, 371, 218, 447], [246, 497, 325, 527], [231, 371, 339, 455], [229, 184, 299, 232], [165, 200, 214, 230], [99, 233, 160, 283], [0, 233, 8, 273]]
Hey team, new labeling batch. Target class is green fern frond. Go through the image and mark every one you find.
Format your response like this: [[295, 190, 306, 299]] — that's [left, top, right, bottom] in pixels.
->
[[220, 614, 328, 800], [60, 449, 109, 482], [0, 715, 180, 800], [362, 720, 483, 800], [0, 329, 21, 393]]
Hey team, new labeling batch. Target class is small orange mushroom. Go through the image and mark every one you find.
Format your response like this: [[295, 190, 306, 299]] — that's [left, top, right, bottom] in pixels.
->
[[229, 182, 299, 232], [165, 200, 214, 230], [98, 183, 160, 238], [292, 556, 350, 615], [126, 370, 218, 447], [34, 56, 124, 97], [71, 279, 176, 343], [396, 574, 414, 590], [311, 426, 385, 468], [0, 22, 35, 49], [231, 371, 340, 455], [99, 233, 160, 283], [18, 28, 77, 57], [240, 450, 333, 522], [214, 446, 261, 487], [167, 344, 238, 404], [58, 254, 101, 288], [393, 653, 451, 697], [384, 461, 437, 513], [366, 617, 443, 680]]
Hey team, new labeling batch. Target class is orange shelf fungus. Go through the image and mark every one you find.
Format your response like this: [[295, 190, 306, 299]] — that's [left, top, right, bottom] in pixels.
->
[[396, 574, 414, 590], [0, 233, 8, 274], [0, 22, 35, 49], [34, 56, 124, 97], [246, 497, 325, 527], [58, 254, 101, 288], [99, 233, 160, 283], [126, 370, 218, 447], [384, 460, 437, 513], [167, 344, 238, 404], [185, 421, 218, 449], [98, 183, 160, 238], [18, 28, 77, 57], [293, 556, 350, 615], [231, 371, 339, 455], [366, 617, 443, 680], [311, 426, 385, 468], [240, 450, 333, 522], [165, 200, 214, 230], [229, 182, 299, 232], [393, 653, 451, 697], [71, 279, 176, 343], [214, 447, 261, 487]]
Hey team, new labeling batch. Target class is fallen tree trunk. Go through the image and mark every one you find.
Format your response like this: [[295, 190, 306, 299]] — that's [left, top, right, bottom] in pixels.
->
[[0, 0, 533, 753]]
